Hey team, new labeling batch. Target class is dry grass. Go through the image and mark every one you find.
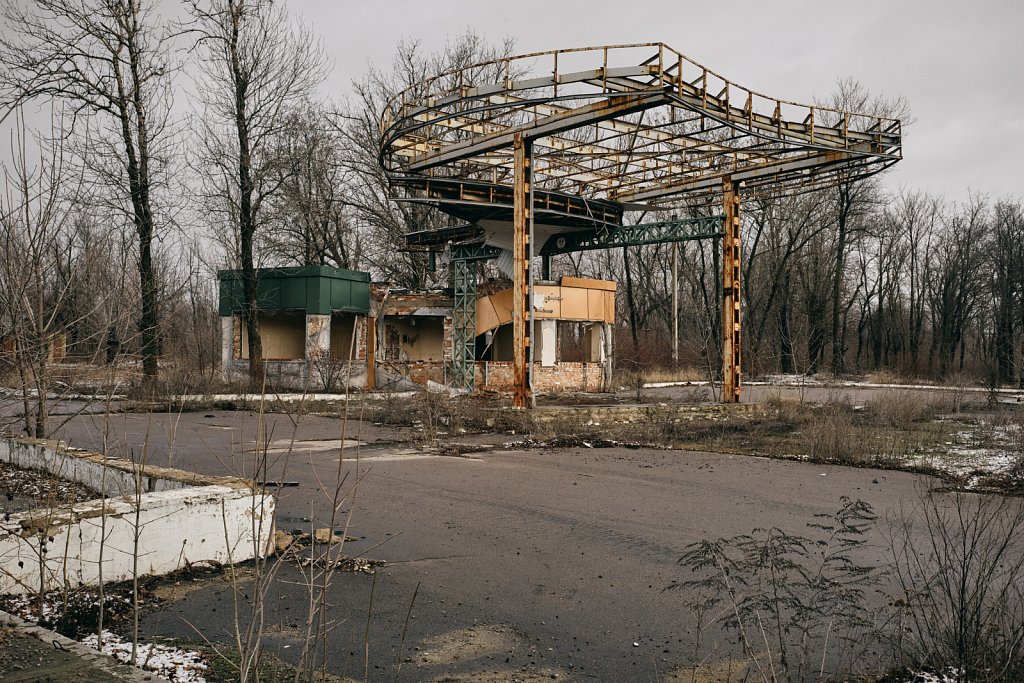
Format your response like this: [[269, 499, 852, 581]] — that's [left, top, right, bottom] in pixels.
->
[[641, 366, 708, 383], [865, 390, 946, 428], [368, 391, 532, 442]]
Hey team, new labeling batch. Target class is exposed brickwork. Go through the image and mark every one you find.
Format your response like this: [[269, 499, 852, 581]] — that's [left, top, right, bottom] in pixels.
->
[[476, 361, 606, 393], [353, 316, 367, 361]]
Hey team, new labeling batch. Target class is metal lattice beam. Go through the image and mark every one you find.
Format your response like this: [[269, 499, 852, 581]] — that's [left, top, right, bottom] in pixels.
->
[[449, 242, 502, 390], [539, 215, 725, 255]]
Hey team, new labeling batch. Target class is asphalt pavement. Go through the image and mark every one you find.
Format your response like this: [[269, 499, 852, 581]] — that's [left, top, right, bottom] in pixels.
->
[[49, 406, 943, 682]]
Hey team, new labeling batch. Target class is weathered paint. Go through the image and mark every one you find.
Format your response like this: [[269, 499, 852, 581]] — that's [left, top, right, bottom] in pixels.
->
[[0, 436, 274, 595], [217, 265, 370, 316]]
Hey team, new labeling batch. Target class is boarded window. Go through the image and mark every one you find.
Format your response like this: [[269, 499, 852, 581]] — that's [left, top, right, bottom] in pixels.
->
[[330, 313, 358, 360], [240, 311, 305, 360]]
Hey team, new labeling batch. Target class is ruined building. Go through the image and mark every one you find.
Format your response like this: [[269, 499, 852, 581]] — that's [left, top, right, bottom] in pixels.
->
[[218, 266, 615, 393]]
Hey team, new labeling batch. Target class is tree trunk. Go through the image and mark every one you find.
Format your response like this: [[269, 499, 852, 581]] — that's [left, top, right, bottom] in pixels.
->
[[622, 245, 639, 351], [778, 272, 794, 374], [830, 186, 849, 375], [229, 1, 264, 381]]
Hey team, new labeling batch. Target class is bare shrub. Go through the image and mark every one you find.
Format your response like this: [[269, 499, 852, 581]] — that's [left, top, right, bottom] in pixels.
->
[[803, 403, 870, 464], [1009, 413, 1024, 483], [612, 367, 646, 403], [367, 390, 506, 440], [673, 497, 883, 683], [887, 488, 1024, 682], [763, 392, 811, 427], [867, 391, 943, 429], [366, 392, 417, 427]]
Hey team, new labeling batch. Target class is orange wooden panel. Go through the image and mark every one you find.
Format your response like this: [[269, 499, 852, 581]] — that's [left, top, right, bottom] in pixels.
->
[[560, 276, 616, 292]]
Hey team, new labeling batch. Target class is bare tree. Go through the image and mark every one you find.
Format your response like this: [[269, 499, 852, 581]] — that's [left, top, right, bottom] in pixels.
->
[[818, 80, 910, 375], [0, 112, 86, 436], [0, 0, 174, 382], [989, 199, 1023, 384], [340, 32, 516, 288], [264, 103, 360, 268], [926, 194, 990, 378], [186, 0, 326, 382]]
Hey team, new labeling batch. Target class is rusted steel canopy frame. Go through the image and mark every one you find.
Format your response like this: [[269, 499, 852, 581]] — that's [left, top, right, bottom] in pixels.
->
[[380, 43, 902, 205], [722, 179, 741, 403], [513, 133, 532, 409], [391, 176, 623, 228], [379, 43, 904, 406]]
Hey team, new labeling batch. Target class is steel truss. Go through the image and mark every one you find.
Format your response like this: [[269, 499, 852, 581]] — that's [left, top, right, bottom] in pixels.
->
[[540, 215, 724, 255], [449, 243, 502, 389]]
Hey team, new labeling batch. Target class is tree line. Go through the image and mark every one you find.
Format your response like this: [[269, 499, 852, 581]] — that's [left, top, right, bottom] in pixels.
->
[[0, 4, 1019, 423]]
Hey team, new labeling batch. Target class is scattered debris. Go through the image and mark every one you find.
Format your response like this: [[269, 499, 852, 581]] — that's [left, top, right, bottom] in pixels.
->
[[506, 436, 653, 450], [274, 529, 359, 553], [292, 554, 385, 574], [272, 529, 382, 573], [312, 527, 358, 544], [274, 530, 295, 553], [0, 461, 99, 514], [436, 442, 494, 457]]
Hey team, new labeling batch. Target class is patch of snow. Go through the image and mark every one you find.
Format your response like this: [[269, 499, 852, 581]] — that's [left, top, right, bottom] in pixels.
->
[[895, 419, 1022, 487], [82, 630, 208, 683], [892, 667, 965, 683]]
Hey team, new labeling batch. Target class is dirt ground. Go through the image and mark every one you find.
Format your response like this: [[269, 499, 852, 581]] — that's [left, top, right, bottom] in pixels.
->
[[0, 460, 100, 514], [40, 397, 986, 682]]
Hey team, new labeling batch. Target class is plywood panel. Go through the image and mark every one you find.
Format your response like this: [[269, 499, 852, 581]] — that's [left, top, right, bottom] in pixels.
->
[[534, 285, 561, 317], [330, 313, 357, 360], [240, 312, 305, 360], [476, 296, 499, 336], [560, 287, 589, 319], [475, 280, 617, 335], [560, 276, 616, 292]]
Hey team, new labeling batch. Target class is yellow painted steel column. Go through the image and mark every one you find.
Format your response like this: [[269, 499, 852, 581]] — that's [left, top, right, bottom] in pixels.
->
[[722, 178, 742, 403], [512, 132, 532, 408]]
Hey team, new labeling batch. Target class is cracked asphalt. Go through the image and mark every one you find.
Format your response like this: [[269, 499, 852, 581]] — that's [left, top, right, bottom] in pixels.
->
[[50, 405, 937, 681]]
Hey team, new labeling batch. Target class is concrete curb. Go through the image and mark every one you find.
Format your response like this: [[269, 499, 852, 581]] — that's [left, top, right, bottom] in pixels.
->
[[0, 435, 276, 595], [0, 609, 171, 682]]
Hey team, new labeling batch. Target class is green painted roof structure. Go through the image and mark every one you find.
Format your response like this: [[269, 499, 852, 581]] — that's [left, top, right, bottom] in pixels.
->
[[217, 266, 370, 317]]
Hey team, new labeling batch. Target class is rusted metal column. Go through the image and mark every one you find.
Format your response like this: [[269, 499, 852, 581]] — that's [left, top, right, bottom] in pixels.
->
[[366, 315, 376, 390], [722, 178, 742, 403], [512, 132, 532, 408]]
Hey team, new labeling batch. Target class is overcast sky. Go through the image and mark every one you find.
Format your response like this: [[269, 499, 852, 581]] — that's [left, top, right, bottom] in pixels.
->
[[2, 0, 1021, 202], [287, 0, 1023, 201]]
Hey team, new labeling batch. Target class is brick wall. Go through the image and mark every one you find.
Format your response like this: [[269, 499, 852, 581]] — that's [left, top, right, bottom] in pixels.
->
[[476, 361, 606, 393], [372, 360, 606, 393]]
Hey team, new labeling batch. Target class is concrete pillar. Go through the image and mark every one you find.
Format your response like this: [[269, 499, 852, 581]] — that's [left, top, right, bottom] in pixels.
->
[[602, 323, 614, 390], [584, 324, 604, 363], [305, 313, 331, 387], [535, 319, 557, 367], [220, 316, 234, 381]]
